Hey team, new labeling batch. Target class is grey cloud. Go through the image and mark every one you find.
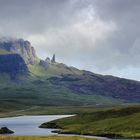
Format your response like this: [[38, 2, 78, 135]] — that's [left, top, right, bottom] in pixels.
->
[[0, 0, 140, 80], [0, 0, 75, 35], [85, 0, 140, 71]]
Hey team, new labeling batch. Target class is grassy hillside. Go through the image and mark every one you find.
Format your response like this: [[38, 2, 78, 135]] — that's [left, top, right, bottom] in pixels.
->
[[0, 38, 140, 108], [0, 136, 100, 140], [0, 57, 137, 115], [40, 105, 140, 139], [0, 77, 125, 112], [0, 105, 123, 118], [0, 60, 126, 114], [28, 62, 83, 78], [29, 61, 140, 103], [0, 46, 139, 111]]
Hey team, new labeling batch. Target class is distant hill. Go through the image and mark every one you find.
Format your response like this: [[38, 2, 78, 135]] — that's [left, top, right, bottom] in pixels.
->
[[0, 38, 139, 109]]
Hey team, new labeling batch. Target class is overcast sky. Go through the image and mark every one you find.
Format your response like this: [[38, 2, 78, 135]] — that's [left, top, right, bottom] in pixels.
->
[[0, 0, 140, 81]]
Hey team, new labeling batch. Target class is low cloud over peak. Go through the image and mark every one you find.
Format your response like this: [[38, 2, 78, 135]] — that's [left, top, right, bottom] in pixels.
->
[[0, 0, 140, 80]]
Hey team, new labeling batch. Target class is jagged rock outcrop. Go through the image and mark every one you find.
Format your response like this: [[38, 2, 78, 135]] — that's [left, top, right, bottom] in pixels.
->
[[39, 60, 49, 69], [0, 54, 28, 79], [40, 55, 57, 69], [0, 38, 37, 64], [51, 54, 55, 63], [45, 57, 51, 63]]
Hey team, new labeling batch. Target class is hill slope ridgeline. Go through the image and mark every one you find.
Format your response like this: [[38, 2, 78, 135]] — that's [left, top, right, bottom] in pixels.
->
[[0, 38, 139, 107]]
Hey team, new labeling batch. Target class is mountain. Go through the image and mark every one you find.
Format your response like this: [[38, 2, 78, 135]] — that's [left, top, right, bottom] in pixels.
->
[[0, 38, 37, 64], [0, 38, 139, 109]]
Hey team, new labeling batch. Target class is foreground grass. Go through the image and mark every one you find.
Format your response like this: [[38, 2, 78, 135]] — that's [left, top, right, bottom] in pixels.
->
[[0, 136, 100, 140], [40, 105, 140, 139]]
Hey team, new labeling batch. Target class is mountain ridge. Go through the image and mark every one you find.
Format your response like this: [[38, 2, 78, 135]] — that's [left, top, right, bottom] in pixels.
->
[[0, 38, 139, 106]]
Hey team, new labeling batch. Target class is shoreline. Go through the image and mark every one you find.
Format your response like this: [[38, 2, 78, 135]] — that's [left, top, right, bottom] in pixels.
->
[[0, 136, 105, 140], [56, 133, 109, 140], [0, 115, 108, 140], [50, 128, 139, 139]]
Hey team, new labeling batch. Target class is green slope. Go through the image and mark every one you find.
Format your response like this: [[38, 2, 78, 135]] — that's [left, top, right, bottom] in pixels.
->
[[39, 105, 140, 139], [27, 60, 140, 103], [0, 47, 138, 110], [28, 61, 83, 78], [0, 58, 130, 113], [0, 78, 125, 112]]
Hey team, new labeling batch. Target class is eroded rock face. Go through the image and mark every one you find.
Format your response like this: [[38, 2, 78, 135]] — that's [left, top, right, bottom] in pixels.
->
[[0, 38, 37, 64], [0, 54, 28, 79], [39, 60, 49, 69], [51, 54, 55, 63], [45, 57, 51, 63]]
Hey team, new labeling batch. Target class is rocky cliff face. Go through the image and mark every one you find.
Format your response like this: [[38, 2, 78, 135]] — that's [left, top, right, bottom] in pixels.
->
[[0, 38, 37, 64], [51, 54, 56, 63], [39, 54, 56, 69], [0, 54, 28, 79], [39, 60, 49, 69]]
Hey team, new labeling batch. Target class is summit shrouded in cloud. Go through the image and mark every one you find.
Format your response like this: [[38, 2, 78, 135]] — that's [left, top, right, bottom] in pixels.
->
[[0, 0, 140, 80]]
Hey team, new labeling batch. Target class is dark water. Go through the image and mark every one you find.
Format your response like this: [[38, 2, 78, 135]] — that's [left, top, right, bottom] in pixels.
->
[[0, 115, 71, 136]]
